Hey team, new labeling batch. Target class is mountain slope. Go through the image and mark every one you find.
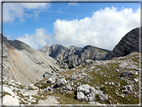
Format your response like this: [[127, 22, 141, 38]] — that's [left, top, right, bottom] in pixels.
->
[[111, 27, 141, 58], [0, 27, 141, 106], [39, 44, 111, 65], [1, 36, 60, 85]]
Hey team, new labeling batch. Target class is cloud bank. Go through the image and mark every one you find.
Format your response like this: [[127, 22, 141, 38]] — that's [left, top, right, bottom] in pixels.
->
[[53, 6, 140, 50], [15, 6, 140, 50], [16, 28, 50, 50]]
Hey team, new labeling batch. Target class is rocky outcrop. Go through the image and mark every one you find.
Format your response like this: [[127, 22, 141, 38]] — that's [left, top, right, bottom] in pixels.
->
[[120, 71, 134, 77], [54, 77, 67, 87], [1, 78, 59, 106], [122, 85, 133, 94], [47, 77, 56, 84], [77, 84, 96, 102], [111, 27, 141, 58], [77, 84, 108, 102], [0, 35, 60, 85], [39, 44, 111, 65]]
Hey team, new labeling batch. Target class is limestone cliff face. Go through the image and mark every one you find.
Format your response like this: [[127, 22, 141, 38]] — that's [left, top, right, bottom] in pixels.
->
[[111, 27, 141, 58], [40, 44, 111, 65], [0, 36, 60, 85]]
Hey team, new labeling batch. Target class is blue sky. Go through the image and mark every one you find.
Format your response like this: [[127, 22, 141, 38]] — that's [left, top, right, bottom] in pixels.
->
[[2, 2, 140, 50]]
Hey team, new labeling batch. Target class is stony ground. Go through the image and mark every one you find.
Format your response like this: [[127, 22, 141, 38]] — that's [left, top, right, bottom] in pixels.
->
[[0, 52, 141, 106], [0, 78, 59, 106]]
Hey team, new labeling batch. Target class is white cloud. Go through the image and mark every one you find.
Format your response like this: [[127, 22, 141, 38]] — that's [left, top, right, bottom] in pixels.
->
[[3, 3, 50, 23], [52, 6, 140, 50], [3, 3, 24, 23], [16, 28, 50, 50]]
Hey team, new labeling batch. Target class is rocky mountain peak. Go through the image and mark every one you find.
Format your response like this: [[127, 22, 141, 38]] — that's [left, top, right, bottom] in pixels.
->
[[111, 27, 141, 58], [40, 44, 111, 65], [7, 39, 34, 52], [84, 45, 92, 49], [1, 36, 60, 85]]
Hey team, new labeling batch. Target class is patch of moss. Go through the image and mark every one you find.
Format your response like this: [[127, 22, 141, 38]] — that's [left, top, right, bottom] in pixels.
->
[[120, 80, 128, 86]]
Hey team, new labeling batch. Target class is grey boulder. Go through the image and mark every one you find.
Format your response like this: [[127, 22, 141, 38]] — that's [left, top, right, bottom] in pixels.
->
[[47, 77, 56, 84], [120, 71, 134, 77], [56, 78, 67, 87], [77, 84, 97, 102], [122, 85, 133, 94]]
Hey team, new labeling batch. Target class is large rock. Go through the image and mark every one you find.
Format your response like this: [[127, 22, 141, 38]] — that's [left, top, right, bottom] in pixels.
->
[[111, 27, 142, 58], [77, 92, 86, 101], [120, 71, 134, 77], [77, 84, 97, 102], [56, 77, 67, 87], [77, 84, 109, 102], [122, 85, 133, 94], [47, 77, 56, 84]]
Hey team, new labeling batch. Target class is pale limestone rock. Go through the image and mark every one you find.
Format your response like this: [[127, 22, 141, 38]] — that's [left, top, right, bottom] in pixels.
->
[[3, 95, 19, 105]]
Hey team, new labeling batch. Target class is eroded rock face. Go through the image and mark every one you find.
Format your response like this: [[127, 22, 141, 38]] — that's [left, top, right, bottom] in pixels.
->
[[111, 27, 142, 58], [40, 44, 111, 65], [0, 36, 60, 85]]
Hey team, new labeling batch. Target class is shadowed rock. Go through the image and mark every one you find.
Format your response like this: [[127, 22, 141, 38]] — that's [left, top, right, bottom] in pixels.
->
[[111, 27, 142, 58], [120, 71, 134, 77]]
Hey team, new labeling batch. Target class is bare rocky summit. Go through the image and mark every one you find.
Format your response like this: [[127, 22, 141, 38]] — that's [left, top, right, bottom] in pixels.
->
[[39, 44, 111, 65], [111, 27, 141, 58], [0, 35, 60, 85]]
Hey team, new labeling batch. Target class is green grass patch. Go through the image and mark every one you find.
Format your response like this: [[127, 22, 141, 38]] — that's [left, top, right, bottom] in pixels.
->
[[55, 93, 88, 104]]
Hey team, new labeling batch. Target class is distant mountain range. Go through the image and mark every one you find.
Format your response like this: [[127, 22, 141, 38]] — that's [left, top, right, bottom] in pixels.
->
[[40, 26, 141, 65], [0, 26, 141, 85], [39, 44, 111, 65], [0, 27, 141, 105]]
